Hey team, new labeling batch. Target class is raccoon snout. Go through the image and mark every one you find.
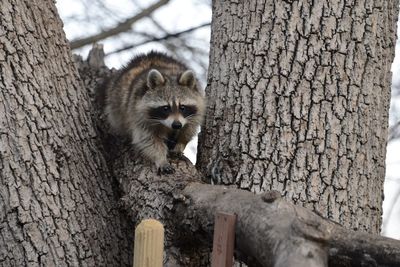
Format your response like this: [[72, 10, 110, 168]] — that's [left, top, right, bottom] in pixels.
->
[[172, 121, 182, 129]]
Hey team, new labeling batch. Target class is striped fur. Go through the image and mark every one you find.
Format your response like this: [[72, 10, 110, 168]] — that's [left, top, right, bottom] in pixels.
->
[[103, 51, 205, 174]]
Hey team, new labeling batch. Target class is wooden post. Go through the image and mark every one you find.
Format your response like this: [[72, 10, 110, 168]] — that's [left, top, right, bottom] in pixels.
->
[[133, 219, 164, 267], [211, 212, 237, 267]]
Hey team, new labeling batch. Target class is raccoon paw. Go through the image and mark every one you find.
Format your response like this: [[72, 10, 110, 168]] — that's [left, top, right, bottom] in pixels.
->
[[158, 163, 175, 175], [169, 151, 185, 159]]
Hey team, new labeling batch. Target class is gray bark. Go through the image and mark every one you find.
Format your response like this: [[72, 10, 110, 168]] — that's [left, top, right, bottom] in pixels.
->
[[198, 0, 399, 234], [2, 0, 400, 266], [0, 1, 131, 266], [184, 183, 400, 267], [91, 93, 400, 266]]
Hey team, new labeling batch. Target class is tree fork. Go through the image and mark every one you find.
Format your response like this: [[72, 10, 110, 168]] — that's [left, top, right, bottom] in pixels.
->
[[76, 46, 400, 267]]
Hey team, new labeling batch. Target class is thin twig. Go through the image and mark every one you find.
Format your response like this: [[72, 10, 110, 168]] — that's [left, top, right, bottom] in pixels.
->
[[106, 22, 211, 56], [388, 120, 400, 142], [70, 0, 170, 49]]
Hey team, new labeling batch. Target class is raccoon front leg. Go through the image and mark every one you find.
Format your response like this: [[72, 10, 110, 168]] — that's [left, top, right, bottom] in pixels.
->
[[133, 132, 174, 174], [170, 142, 187, 158], [169, 126, 196, 158]]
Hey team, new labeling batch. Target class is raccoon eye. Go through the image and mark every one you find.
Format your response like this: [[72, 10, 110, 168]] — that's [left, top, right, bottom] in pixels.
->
[[179, 105, 197, 118], [163, 106, 170, 111]]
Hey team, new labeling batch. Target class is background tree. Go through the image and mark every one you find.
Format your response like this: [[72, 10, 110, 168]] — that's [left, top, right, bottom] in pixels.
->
[[2, 0, 400, 267]]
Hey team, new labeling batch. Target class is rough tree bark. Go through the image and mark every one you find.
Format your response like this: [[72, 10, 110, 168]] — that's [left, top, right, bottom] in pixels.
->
[[2, 0, 400, 267], [80, 42, 400, 266], [0, 1, 132, 266], [198, 0, 398, 234], [78, 42, 400, 265]]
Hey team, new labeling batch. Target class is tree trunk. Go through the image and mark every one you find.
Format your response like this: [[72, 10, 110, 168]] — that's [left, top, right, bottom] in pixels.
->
[[198, 0, 398, 234], [0, 1, 131, 266], [2, 0, 400, 266]]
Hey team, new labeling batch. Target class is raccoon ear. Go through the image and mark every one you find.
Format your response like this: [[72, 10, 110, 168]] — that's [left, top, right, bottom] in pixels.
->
[[147, 69, 165, 89], [179, 70, 196, 89]]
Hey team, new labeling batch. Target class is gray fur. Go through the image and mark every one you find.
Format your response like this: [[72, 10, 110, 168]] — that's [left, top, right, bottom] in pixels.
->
[[178, 70, 195, 89], [147, 69, 165, 88], [103, 52, 205, 174]]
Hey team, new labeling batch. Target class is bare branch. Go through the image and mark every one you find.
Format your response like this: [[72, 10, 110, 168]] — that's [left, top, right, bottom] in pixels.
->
[[148, 15, 170, 34], [388, 120, 400, 142], [105, 22, 211, 56], [70, 0, 170, 49]]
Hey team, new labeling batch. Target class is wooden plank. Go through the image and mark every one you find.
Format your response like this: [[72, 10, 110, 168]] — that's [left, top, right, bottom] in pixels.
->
[[211, 212, 237, 267], [133, 219, 164, 267]]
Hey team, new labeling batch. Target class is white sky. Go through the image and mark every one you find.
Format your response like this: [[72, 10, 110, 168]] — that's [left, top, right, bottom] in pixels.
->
[[383, 140, 400, 238], [56, 0, 400, 239]]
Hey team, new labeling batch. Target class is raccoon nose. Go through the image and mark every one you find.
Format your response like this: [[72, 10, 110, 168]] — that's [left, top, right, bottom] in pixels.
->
[[172, 121, 182, 129]]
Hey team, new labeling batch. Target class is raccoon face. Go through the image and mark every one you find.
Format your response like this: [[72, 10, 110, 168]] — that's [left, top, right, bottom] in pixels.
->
[[143, 68, 202, 130], [148, 101, 198, 130]]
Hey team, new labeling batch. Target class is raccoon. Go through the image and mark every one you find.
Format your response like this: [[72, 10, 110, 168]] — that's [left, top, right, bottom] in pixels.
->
[[103, 51, 205, 174]]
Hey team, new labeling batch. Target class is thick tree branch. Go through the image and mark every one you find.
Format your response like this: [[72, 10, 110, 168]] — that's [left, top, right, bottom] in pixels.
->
[[183, 183, 400, 267], [182, 183, 328, 267], [330, 226, 400, 266], [116, 154, 400, 266], [70, 0, 170, 49]]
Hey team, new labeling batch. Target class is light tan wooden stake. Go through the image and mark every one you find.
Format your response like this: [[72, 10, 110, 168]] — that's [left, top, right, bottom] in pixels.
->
[[211, 212, 237, 267], [133, 219, 164, 267]]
